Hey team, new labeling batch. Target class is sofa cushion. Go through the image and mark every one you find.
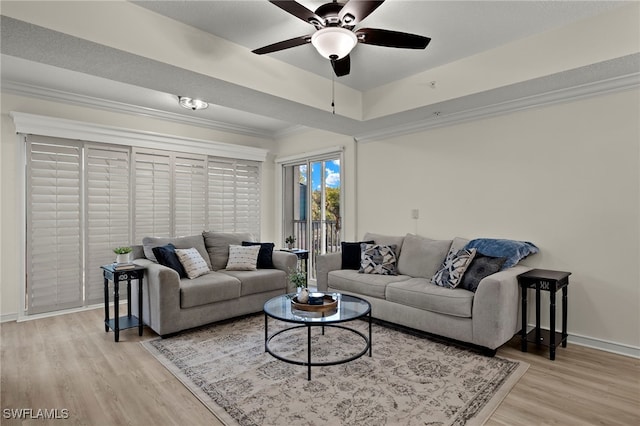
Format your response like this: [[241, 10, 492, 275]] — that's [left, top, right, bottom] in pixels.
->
[[359, 243, 398, 275], [459, 255, 507, 292], [328, 269, 411, 299], [396, 234, 452, 279], [202, 231, 254, 271], [242, 241, 275, 269], [175, 247, 210, 279], [152, 243, 187, 278], [341, 240, 374, 270], [226, 245, 260, 271], [464, 238, 539, 269], [221, 269, 287, 296], [386, 278, 475, 318], [143, 234, 212, 270], [180, 272, 241, 308], [432, 248, 477, 288], [363, 233, 405, 257]]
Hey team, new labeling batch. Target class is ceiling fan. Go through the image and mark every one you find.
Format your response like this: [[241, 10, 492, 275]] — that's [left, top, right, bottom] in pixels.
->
[[252, 0, 431, 77]]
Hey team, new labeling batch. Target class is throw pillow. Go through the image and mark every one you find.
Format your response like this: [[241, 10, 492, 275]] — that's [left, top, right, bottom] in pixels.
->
[[142, 235, 212, 270], [341, 240, 374, 270], [431, 248, 477, 288], [396, 233, 452, 279], [459, 255, 507, 292], [226, 245, 261, 271], [174, 247, 210, 279], [464, 238, 538, 269], [152, 243, 187, 278], [242, 241, 275, 269], [202, 231, 254, 271], [359, 243, 398, 275]]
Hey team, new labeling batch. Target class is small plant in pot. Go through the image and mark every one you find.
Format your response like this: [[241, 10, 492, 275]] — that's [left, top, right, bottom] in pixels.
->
[[285, 235, 296, 249], [113, 246, 133, 264], [289, 267, 308, 302]]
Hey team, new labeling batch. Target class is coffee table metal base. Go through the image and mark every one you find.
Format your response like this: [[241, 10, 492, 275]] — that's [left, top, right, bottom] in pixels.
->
[[264, 314, 372, 380]]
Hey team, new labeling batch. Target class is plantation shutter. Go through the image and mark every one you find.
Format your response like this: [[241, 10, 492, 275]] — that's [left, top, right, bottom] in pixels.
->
[[133, 150, 172, 243], [208, 158, 260, 236], [85, 145, 131, 304], [174, 155, 207, 236], [26, 136, 83, 314]]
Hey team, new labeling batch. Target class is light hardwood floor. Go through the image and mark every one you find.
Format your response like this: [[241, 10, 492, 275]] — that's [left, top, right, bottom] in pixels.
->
[[1, 307, 638, 425]]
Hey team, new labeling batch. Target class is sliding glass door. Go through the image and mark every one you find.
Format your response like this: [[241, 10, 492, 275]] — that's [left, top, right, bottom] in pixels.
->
[[283, 156, 341, 282]]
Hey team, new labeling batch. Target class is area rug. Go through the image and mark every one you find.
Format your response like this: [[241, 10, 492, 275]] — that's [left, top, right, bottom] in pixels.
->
[[142, 314, 528, 426]]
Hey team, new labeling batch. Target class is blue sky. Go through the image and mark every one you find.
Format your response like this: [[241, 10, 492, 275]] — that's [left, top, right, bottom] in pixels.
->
[[300, 159, 340, 190]]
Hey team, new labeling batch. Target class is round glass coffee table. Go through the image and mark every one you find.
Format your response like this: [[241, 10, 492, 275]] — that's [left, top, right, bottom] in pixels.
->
[[263, 293, 371, 380]]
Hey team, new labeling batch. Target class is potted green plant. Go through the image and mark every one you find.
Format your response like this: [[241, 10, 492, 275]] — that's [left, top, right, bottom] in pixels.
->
[[285, 235, 296, 249], [113, 246, 133, 264], [289, 267, 307, 290]]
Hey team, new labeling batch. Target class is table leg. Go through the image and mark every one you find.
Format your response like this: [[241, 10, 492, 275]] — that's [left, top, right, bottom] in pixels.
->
[[138, 277, 143, 336], [368, 312, 372, 357], [264, 314, 268, 352], [535, 284, 541, 345], [104, 277, 109, 332], [114, 278, 120, 342], [550, 288, 556, 360], [127, 278, 132, 319], [521, 284, 528, 352], [562, 286, 568, 348], [307, 325, 312, 381]]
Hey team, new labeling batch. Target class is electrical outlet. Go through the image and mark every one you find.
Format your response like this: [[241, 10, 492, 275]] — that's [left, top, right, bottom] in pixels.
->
[[411, 209, 419, 219]]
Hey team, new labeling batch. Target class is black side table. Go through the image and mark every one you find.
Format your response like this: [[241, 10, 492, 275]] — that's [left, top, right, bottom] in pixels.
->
[[101, 264, 146, 342], [281, 249, 309, 274], [518, 268, 571, 360]]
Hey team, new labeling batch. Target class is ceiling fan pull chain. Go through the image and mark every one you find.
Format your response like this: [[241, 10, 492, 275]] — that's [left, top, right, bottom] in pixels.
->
[[331, 73, 335, 115]]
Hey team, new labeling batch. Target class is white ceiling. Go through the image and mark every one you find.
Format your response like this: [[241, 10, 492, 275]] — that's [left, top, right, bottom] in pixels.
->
[[132, 0, 624, 91], [0, 1, 635, 139]]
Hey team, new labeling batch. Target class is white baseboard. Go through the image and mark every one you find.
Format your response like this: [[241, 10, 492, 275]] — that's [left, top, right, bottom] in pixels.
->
[[523, 324, 640, 359]]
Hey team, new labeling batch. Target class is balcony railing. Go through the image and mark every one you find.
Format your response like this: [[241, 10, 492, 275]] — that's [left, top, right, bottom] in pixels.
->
[[291, 220, 341, 279]]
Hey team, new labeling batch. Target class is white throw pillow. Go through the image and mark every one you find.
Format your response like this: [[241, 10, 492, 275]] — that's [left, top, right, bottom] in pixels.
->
[[175, 247, 210, 279], [225, 245, 260, 271]]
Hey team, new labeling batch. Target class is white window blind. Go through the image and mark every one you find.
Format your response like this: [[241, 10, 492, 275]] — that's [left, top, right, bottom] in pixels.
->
[[85, 145, 131, 304], [208, 158, 261, 236], [26, 136, 83, 314], [174, 155, 207, 237], [25, 138, 262, 315], [133, 150, 172, 242]]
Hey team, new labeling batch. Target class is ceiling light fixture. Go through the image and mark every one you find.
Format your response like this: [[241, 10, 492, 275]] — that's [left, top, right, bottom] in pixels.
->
[[310, 27, 357, 60], [178, 96, 208, 111]]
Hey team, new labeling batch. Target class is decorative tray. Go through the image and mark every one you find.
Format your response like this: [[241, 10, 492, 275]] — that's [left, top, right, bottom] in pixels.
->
[[291, 294, 337, 312]]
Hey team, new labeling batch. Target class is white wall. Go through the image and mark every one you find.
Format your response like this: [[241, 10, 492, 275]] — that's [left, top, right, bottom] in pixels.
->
[[355, 89, 640, 351], [0, 93, 276, 319]]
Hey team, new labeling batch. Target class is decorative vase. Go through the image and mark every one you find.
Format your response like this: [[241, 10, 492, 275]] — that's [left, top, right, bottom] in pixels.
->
[[297, 287, 309, 303], [116, 253, 131, 264]]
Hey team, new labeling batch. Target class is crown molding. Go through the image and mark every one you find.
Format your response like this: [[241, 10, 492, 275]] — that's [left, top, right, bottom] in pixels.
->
[[2, 80, 279, 139], [9, 111, 269, 162], [355, 72, 640, 143]]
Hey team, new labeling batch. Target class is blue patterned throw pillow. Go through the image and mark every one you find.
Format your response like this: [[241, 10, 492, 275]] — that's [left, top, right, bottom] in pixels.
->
[[359, 244, 398, 275]]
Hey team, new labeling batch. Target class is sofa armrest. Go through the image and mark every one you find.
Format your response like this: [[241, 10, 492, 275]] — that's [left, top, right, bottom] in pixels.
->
[[132, 258, 182, 335], [471, 264, 532, 349], [272, 251, 299, 292], [316, 252, 342, 292]]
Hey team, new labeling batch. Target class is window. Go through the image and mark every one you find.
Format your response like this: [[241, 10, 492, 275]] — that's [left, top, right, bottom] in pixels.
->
[[24, 136, 261, 315]]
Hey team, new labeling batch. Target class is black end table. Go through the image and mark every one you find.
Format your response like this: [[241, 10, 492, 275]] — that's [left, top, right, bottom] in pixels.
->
[[281, 249, 309, 274], [101, 264, 146, 342], [518, 268, 571, 360]]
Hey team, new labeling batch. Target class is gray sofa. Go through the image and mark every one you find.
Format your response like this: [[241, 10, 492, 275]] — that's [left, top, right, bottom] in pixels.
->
[[131, 232, 298, 336], [316, 232, 532, 354]]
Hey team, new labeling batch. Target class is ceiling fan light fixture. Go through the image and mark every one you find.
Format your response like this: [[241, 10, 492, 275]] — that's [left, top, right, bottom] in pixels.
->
[[311, 27, 357, 60], [178, 96, 208, 111]]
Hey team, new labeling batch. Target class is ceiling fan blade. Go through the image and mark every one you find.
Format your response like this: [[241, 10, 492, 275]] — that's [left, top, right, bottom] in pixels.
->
[[339, 1, 385, 26], [269, 1, 323, 26], [331, 55, 351, 77], [356, 28, 431, 49], [252, 35, 312, 55]]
